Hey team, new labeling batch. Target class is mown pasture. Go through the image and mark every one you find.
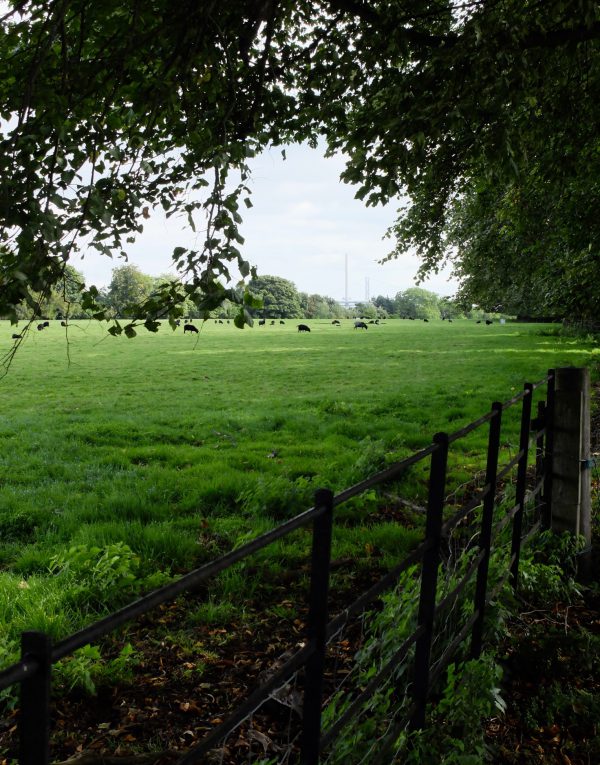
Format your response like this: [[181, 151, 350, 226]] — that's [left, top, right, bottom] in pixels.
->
[[0, 319, 595, 655]]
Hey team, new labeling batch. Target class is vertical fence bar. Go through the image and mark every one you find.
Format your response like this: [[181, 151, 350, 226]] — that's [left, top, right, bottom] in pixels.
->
[[471, 402, 503, 659], [410, 432, 448, 731], [19, 631, 52, 765], [542, 370, 555, 530], [300, 488, 334, 765], [510, 383, 534, 590], [535, 401, 546, 524]]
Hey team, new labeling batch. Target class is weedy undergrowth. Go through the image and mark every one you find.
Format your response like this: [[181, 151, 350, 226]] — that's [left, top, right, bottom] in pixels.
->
[[320, 496, 588, 764]]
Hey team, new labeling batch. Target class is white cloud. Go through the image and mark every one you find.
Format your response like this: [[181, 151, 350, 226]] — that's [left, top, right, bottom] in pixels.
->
[[75, 143, 459, 300]]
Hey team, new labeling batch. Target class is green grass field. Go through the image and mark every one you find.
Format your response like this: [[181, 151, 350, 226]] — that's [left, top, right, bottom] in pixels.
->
[[0, 318, 596, 655]]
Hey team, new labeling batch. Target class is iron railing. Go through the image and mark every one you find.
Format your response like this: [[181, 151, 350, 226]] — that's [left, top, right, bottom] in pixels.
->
[[0, 371, 556, 764]]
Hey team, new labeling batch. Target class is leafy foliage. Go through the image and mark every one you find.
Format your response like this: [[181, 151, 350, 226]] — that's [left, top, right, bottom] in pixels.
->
[[398, 656, 505, 765], [53, 642, 137, 696], [102, 264, 155, 318], [1, 1, 598, 330], [247, 274, 302, 318], [394, 287, 441, 320]]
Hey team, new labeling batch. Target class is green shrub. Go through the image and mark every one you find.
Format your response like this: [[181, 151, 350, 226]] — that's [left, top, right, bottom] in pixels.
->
[[398, 655, 505, 764], [54, 642, 137, 695]]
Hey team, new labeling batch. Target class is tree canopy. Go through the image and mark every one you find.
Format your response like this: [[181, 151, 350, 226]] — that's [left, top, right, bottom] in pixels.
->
[[1, 0, 598, 335], [102, 264, 155, 318], [248, 274, 302, 318], [394, 287, 441, 320]]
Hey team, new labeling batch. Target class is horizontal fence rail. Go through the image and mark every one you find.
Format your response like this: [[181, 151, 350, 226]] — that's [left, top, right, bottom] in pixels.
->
[[0, 371, 556, 765]]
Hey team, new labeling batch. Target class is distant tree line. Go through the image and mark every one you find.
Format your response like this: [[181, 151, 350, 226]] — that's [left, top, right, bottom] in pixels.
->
[[9, 265, 472, 323], [372, 289, 465, 321], [246, 276, 470, 321]]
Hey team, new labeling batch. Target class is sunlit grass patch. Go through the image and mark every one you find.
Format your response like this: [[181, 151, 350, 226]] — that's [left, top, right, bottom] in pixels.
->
[[0, 318, 591, 642]]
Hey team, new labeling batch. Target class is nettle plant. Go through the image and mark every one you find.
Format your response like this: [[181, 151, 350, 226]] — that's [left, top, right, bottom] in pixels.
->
[[321, 506, 589, 764], [321, 558, 507, 765]]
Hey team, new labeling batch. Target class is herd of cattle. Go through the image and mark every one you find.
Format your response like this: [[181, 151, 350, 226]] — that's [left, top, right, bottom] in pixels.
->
[[9, 317, 497, 339]]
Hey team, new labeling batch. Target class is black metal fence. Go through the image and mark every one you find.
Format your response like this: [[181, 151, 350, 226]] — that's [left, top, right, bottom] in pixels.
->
[[0, 371, 556, 765]]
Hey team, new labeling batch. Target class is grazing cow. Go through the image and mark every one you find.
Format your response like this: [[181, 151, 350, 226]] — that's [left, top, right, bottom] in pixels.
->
[[375, 319, 380, 325], [423, 318, 429, 323], [218, 319, 223, 324], [60, 321, 67, 327], [485, 319, 493, 325], [12, 333, 22, 339], [368, 320, 375, 324], [227, 320, 230, 324], [214, 320, 218, 324], [297, 324, 311, 332], [37, 323, 45, 331], [354, 321, 368, 330], [332, 320, 341, 325], [184, 323, 199, 334], [279, 320, 285, 325], [448, 319, 453, 323], [270, 320, 275, 325], [43, 320, 49, 327], [174, 319, 181, 326], [476, 320, 482, 324], [259, 318, 266, 326]]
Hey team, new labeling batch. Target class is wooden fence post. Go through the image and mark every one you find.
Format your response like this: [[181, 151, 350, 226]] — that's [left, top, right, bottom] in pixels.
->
[[550, 368, 592, 558]]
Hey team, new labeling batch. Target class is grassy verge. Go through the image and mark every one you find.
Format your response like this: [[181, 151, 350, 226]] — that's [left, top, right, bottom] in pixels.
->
[[0, 320, 595, 654]]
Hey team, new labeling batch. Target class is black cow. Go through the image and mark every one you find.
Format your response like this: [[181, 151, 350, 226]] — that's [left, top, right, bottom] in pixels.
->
[[270, 320, 275, 325], [423, 318, 429, 323], [485, 319, 493, 325], [60, 321, 67, 327], [42, 320, 49, 327], [354, 321, 368, 330], [12, 333, 22, 339], [259, 318, 266, 326], [174, 319, 181, 326], [297, 324, 311, 332], [184, 323, 199, 334], [332, 320, 341, 325], [37, 323, 45, 331], [218, 319, 223, 324], [476, 320, 482, 324], [280, 320, 285, 325]]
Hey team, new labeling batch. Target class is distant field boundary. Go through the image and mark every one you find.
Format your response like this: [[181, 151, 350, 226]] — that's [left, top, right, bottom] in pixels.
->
[[0, 369, 569, 764]]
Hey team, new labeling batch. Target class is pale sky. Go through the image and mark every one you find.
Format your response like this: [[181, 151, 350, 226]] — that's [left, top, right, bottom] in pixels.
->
[[76, 143, 459, 301]]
